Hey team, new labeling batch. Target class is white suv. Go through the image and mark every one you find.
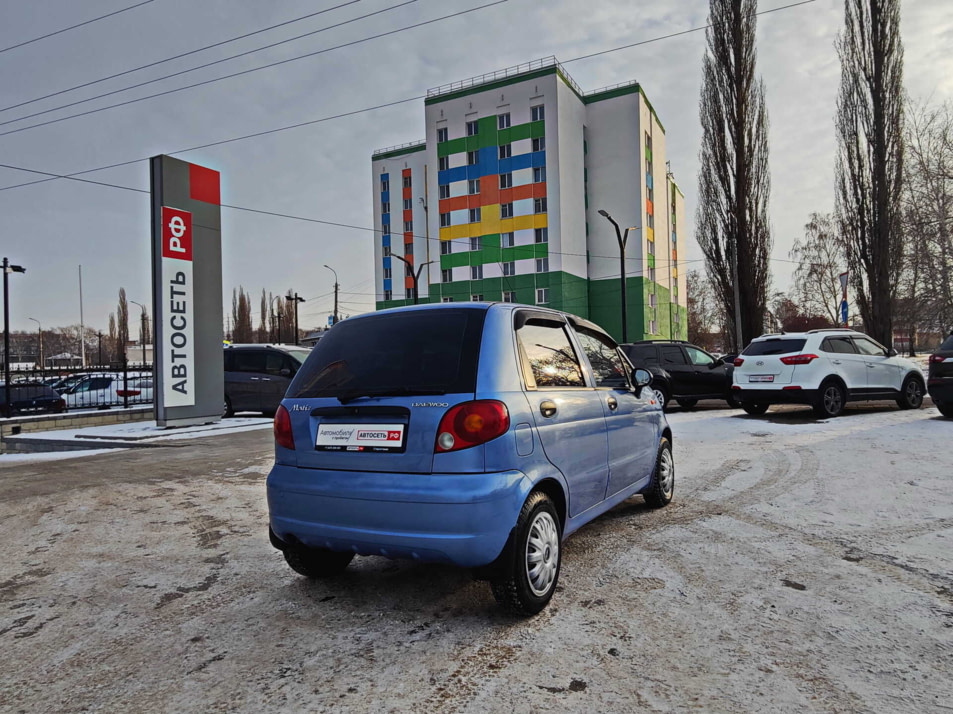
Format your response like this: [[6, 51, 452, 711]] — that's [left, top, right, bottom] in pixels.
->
[[732, 329, 925, 418]]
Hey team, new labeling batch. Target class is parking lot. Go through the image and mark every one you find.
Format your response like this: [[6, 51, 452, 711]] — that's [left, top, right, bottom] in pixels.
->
[[1, 403, 951, 713]]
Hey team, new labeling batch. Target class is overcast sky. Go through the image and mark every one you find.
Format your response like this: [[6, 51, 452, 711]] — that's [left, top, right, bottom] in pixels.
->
[[1, 0, 951, 335]]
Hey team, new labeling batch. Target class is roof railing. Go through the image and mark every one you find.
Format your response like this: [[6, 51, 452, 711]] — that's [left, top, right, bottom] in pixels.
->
[[583, 79, 640, 97], [426, 56, 584, 99], [372, 139, 426, 157]]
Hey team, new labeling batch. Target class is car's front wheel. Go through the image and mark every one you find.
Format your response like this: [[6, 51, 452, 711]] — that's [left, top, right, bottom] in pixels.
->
[[676, 399, 698, 410], [813, 380, 846, 418], [742, 402, 769, 416], [283, 547, 354, 578], [936, 401, 953, 418], [223, 396, 234, 418], [490, 491, 561, 616], [651, 385, 670, 412], [643, 437, 675, 508], [897, 376, 924, 410]]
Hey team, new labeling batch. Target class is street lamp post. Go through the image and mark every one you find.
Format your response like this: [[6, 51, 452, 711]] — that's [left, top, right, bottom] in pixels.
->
[[269, 295, 283, 343], [28, 317, 42, 371], [391, 254, 433, 305], [286, 293, 305, 345], [323, 265, 339, 326], [597, 210, 638, 343], [130, 301, 148, 366], [3, 257, 27, 415]]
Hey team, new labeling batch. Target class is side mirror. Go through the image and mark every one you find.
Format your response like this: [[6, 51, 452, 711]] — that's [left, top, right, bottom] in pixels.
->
[[633, 368, 652, 388], [279, 368, 293, 378], [887, 348, 898, 357]]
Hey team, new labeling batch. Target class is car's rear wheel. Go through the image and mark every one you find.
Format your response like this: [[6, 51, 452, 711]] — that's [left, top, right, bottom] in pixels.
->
[[283, 547, 354, 578], [223, 396, 234, 418], [742, 402, 769, 416], [725, 393, 742, 409], [813, 380, 846, 418], [643, 437, 675, 508], [896, 376, 924, 410], [490, 491, 561, 616], [936, 401, 953, 418], [676, 399, 698, 410]]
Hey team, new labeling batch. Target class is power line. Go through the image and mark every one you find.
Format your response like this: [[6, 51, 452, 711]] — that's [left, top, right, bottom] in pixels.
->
[[0, 0, 407, 127], [0, 0, 363, 114], [0, 0, 507, 138], [0, 0, 155, 55]]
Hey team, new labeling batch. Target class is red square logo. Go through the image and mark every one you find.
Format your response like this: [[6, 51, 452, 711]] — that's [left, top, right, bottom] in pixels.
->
[[161, 207, 192, 261], [189, 163, 220, 205], [387, 431, 401, 441]]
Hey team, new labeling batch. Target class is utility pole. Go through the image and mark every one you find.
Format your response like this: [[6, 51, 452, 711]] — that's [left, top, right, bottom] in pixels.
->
[[324, 265, 339, 325], [269, 295, 283, 343], [597, 210, 638, 343], [98, 331, 103, 365], [28, 317, 42, 370], [130, 301, 147, 365], [3, 257, 27, 415], [78, 265, 86, 367], [391, 254, 433, 305], [287, 292, 305, 345]]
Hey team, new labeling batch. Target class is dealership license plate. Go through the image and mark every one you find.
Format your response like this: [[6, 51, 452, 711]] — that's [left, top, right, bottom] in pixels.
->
[[749, 375, 775, 383], [315, 423, 406, 453]]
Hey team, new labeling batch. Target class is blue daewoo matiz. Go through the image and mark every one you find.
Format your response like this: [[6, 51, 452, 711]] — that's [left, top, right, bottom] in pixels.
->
[[267, 303, 674, 614]]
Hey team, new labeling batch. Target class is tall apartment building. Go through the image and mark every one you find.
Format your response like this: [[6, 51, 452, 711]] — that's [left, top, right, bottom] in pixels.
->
[[371, 57, 687, 342]]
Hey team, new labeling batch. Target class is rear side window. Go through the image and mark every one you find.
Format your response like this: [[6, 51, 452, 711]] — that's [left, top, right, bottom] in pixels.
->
[[625, 345, 658, 366], [517, 320, 585, 388], [233, 350, 267, 373], [743, 339, 807, 356], [660, 346, 687, 365], [821, 337, 856, 354], [942, 335, 953, 351], [289, 308, 486, 398]]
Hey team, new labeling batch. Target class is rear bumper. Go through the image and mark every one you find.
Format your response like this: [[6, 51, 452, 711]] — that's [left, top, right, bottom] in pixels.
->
[[732, 387, 816, 405], [928, 380, 953, 403], [266, 463, 533, 568]]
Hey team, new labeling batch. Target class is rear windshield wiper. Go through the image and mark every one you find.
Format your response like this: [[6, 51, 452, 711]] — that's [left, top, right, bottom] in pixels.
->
[[336, 387, 446, 404]]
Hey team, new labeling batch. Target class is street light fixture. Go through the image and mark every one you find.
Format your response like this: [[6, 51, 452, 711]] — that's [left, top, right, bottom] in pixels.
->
[[286, 293, 306, 345], [390, 254, 433, 305], [324, 265, 339, 326], [28, 317, 42, 371], [3, 257, 27, 415], [130, 300, 148, 366], [597, 210, 639, 343]]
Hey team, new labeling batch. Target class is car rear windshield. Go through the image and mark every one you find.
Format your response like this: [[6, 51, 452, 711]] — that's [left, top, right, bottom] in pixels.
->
[[941, 335, 953, 351], [742, 338, 807, 356], [288, 308, 487, 399]]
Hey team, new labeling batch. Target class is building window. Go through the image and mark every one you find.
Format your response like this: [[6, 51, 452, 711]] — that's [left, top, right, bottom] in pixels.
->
[[534, 197, 547, 213], [533, 166, 546, 183], [498, 113, 511, 129], [499, 173, 513, 189], [535, 257, 549, 273], [531, 105, 545, 122], [499, 144, 512, 159], [383, 245, 391, 257], [532, 137, 545, 152], [381, 201, 390, 214], [439, 184, 450, 199], [403, 198, 412, 210], [468, 179, 480, 195], [502, 232, 515, 247], [649, 293, 656, 308], [647, 240, 654, 255], [440, 241, 452, 255], [470, 294, 484, 302], [501, 203, 514, 218], [503, 261, 516, 276], [466, 120, 479, 136], [437, 127, 448, 143], [405, 288, 414, 299], [534, 227, 548, 243], [382, 222, 390, 234], [442, 269, 452, 283], [536, 287, 549, 304], [442, 297, 454, 303], [649, 267, 656, 282], [403, 176, 411, 188], [649, 319, 657, 334], [383, 267, 392, 280], [381, 178, 389, 192], [382, 289, 392, 301], [502, 291, 516, 303], [468, 208, 481, 223], [403, 220, 413, 232], [471, 265, 483, 280], [647, 213, 655, 229], [405, 243, 413, 257], [440, 212, 451, 227], [438, 156, 449, 171], [467, 150, 478, 165], [469, 236, 480, 251]]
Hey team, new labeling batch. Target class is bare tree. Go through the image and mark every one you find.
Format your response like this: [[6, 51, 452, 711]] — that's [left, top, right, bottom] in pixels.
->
[[107, 312, 117, 363], [686, 269, 722, 350], [790, 213, 847, 325], [231, 286, 254, 343], [117, 288, 129, 364], [696, 0, 772, 352], [835, 0, 905, 347], [258, 289, 268, 343]]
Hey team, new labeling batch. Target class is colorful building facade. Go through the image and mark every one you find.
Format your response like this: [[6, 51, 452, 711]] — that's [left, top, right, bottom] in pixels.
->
[[371, 57, 687, 342]]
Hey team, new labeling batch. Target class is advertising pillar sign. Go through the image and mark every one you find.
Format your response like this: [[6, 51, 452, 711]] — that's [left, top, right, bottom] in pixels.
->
[[150, 155, 223, 427], [839, 271, 849, 327]]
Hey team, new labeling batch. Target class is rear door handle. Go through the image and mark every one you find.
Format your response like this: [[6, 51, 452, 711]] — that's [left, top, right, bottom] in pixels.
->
[[867, 364, 876, 369], [607, 396, 618, 411], [539, 400, 557, 418], [831, 360, 842, 365]]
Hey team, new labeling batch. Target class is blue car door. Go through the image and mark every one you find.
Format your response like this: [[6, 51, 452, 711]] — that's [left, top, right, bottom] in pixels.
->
[[515, 312, 610, 517]]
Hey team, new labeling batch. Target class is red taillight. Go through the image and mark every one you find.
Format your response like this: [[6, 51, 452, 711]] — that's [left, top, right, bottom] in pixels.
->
[[930, 354, 947, 364], [115, 389, 140, 397], [782, 386, 802, 390], [435, 400, 510, 453], [780, 354, 819, 365], [274, 405, 295, 450], [733, 358, 744, 367]]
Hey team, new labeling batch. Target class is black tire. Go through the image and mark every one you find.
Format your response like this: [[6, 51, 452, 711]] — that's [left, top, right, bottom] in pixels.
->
[[283, 547, 354, 578], [725, 393, 742, 409], [676, 399, 698, 410], [223, 396, 234, 418], [651, 384, 670, 412], [936, 401, 953, 418], [643, 437, 675, 508], [742, 402, 769, 416], [896, 375, 924, 410], [813, 379, 846, 418], [490, 491, 562, 616]]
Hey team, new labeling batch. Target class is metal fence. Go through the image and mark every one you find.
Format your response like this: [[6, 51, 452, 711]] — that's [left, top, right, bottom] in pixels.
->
[[1, 363, 154, 417]]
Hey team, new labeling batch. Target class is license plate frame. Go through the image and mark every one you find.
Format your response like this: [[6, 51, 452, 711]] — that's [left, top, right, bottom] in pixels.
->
[[749, 375, 775, 383], [315, 423, 407, 453]]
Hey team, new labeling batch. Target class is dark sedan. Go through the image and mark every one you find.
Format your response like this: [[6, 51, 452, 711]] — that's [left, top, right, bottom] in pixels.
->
[[0, 382, 67, 418], [928, 332, 953, 418]]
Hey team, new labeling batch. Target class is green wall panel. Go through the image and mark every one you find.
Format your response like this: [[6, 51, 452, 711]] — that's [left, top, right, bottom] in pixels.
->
[[437, 137, 467, 157]]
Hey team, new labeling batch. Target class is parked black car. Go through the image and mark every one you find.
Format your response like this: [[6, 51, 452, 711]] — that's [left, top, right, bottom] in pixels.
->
[[621, 340, 739, 411], [928, 332, 953, 418], [223, 344, 311, 417], [0, 382, 67, 418]]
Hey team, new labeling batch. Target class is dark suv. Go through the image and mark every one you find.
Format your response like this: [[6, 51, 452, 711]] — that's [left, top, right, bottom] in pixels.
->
[[621, 340, 738, 410], [928, 332, 953, 418], [0, 382, 67, 417], [224, 344, 311, 417]]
